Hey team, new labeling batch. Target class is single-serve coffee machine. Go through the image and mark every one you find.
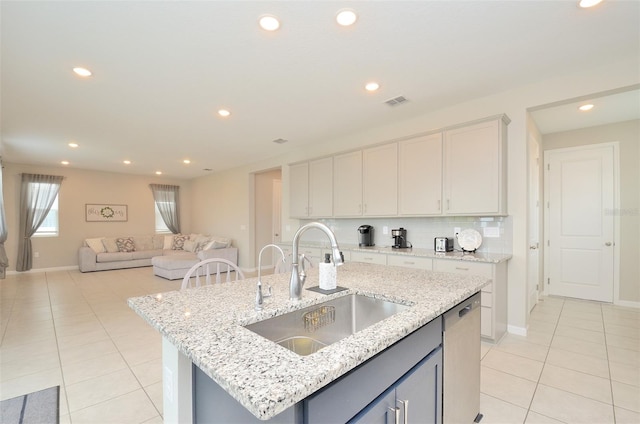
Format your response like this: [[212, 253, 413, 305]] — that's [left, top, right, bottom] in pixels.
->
[[358, 225, 374, 247], [392, 228, 409, 249]]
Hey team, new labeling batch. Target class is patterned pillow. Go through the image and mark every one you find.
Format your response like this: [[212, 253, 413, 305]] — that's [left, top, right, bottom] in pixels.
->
[[116, 237, 135, 252], [172, 235, 189, 250]]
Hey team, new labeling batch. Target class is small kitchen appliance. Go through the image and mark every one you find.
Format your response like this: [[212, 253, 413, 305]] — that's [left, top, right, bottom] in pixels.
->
[[434, 237, 454, 252], [358, 225, 374, 247], [391, 228, 409, 249]]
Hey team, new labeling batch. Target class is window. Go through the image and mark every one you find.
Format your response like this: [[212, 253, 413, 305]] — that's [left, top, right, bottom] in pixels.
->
[[34, 192, 59, 237], [155, 203, 171, 234]]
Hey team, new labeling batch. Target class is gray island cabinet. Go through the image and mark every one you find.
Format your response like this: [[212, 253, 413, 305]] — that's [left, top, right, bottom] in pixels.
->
[[128, 262, 489, 423]]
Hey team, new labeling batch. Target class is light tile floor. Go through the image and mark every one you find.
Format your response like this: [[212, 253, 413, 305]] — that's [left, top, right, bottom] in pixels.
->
[[1, 269, 639, 423]]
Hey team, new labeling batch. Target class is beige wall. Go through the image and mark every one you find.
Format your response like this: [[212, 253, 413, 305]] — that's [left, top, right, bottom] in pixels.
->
[[543, 120, 640, 303], [4, 163, 191, 272]]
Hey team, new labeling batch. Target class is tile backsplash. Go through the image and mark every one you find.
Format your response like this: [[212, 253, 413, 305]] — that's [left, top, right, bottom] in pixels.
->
[[298, 216, 512, 254]]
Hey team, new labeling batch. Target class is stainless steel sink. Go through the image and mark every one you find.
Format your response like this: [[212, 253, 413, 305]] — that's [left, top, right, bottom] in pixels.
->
[[244, 294, 410, 356]]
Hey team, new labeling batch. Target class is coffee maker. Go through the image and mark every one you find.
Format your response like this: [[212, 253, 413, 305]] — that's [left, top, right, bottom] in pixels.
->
[[391, 228, 408, 249], [358, 225, 374, 247]]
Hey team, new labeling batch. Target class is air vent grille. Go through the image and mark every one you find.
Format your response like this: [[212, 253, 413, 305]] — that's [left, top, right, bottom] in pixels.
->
[[384, 96, 408, 106]]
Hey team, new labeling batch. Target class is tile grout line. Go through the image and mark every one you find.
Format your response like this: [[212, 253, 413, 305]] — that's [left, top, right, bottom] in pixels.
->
[[66, 269, 164, 420]]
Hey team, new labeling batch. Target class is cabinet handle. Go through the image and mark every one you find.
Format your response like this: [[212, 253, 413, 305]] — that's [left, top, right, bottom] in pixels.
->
[[437, 199, 441, 211], [455, 266, 470, 271], [398, 399, 408, 424], [364, 257, 373, 261], [404, 261, 415, 265], [447, 199, 450, 210], [364, 203, 367, 213], [388, 407, 400, 424]]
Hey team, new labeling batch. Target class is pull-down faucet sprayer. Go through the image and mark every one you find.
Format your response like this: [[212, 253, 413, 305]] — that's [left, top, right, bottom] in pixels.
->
[[290, 222, 343, 301]]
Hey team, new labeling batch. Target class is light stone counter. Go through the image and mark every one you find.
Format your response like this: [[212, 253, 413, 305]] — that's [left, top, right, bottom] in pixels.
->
[[128, 262, 490, 420], [281, 241, 512, 264]]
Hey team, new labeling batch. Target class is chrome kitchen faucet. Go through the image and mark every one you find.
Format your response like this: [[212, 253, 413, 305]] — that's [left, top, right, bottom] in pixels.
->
[[290, 222, 343, 301]]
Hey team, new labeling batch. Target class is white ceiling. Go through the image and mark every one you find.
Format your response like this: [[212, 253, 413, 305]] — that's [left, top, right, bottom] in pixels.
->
[[2, 1, 639, 179]]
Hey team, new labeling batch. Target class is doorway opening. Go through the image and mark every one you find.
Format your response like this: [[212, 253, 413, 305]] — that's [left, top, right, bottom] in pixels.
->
[[252, 168, 282, 271]]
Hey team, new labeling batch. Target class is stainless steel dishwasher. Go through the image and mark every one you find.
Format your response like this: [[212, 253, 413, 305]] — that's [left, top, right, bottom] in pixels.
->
[[443, 292, 483, 424]]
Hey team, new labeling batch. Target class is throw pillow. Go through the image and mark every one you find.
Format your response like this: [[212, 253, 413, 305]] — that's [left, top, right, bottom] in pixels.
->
[[172, 235, 189, 250], [202, 240, 229, 250], [183, 240, 197, 253], [153, 235, 164, 250], [163, 235, 175, 250], [85, 238, 105, 254], [133, 235, 154, 251], [102, 238, 119, 253], [116, 237, 135, 252]]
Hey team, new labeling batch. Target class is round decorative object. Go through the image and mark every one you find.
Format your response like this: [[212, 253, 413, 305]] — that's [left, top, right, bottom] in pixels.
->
[[457, 229, 482, 252], [100, 206, 115, 218]]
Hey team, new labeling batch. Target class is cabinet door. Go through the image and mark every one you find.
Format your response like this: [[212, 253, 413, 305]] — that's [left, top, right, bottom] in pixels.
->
[[334, 150, 363, 217], [363, 143, 397, 216], [398, 133, 443, 215], [443, 119, 503, 215], [309, 157, 333, 217], [395, 349, 443, 424], [289, 162, 309, 217], [349, 390, 396, 423]]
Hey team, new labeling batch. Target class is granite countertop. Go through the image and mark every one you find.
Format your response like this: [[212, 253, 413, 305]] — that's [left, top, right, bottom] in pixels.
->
[[289, 242, 512, 263], [128, 262, 490, 420]]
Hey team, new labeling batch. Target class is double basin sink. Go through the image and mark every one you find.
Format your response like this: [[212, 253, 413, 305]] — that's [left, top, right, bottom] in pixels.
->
[[244, 294, 410, 356]]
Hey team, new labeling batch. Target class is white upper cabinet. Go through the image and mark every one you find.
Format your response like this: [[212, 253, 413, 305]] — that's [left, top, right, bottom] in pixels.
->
[[289, 162, 309, 217], [289, 157, 333, 218], [363, 143, 398, 216], [308, 157, 333, 217], [333, 150, 363, 217], [443, 116, 508, 216], [398, 133, 443, 215], [289, 115, 508, 219]]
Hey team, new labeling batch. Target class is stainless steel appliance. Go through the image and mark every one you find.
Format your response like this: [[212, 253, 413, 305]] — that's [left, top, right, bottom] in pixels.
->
[[443, 292, 482, 424], [391, 228, 408, 249], [435, 237, 454, 252], [358, 225, 374, 247]]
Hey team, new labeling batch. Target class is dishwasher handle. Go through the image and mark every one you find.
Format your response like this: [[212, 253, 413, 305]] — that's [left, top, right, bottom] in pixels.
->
[[444, 292, 481, 328]]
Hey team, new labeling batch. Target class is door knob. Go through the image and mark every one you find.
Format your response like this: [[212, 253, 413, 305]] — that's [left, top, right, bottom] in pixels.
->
[[529, 245, 538, 250], [605, 242, 612, 246]]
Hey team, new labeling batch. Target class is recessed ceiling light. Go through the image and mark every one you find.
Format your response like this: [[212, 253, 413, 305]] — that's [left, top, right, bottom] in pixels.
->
[[218, 109, 231, 117], [155, 171, 162, 175], [336, 9, 358, 26], [259, 15, 280, 31], [365, 82, 380, 92], [73, 67, 92, 77], [123, 160, 131, 165], [68, 142, 79, 148], [578, 0, 603, 8], [61, 160, 70, 165], [579, 104, 594, 111], [183, 159, 191, 164]]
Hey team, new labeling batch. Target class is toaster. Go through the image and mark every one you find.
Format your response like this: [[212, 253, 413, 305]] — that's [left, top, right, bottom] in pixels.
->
[[434, 237, 454, 252]]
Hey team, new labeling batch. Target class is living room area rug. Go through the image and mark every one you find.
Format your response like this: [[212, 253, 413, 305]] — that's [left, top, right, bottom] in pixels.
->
[[0, 386, 59, 424]]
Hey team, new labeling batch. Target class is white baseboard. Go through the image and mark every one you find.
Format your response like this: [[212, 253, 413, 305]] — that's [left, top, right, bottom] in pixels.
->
[[507, 325, 527, 337], [614, 299, 640, 309], [6, 265, 79, 275]]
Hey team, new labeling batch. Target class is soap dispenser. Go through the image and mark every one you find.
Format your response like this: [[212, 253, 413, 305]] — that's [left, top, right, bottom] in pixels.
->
[[319, 253, 337, 290]]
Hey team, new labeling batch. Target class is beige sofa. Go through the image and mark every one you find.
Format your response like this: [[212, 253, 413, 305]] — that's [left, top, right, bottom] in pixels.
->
[[78, 234, 238, 278]]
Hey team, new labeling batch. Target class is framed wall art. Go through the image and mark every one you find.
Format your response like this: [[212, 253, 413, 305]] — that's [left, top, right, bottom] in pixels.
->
[[85, 204, 128, 222]]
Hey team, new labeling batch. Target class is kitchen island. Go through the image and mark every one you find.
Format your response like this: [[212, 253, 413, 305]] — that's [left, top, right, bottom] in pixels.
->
[[128, 262, 490, 423]]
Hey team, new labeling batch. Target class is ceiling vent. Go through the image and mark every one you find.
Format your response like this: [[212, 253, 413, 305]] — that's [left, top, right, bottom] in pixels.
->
[[384, 96, 408, 107], [272, 138, 288, 144]]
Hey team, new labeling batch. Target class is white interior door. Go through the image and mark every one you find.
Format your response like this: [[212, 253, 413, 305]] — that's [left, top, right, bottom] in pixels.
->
[[545, 144, 616, 302], [528, 134, 540, 312]]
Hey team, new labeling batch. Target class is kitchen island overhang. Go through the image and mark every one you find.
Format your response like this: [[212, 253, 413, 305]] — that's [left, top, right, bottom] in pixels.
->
[[128, 262, 490, 421]]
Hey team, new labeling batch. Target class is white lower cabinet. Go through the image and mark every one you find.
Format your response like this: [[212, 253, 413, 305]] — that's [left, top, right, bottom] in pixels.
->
[[433, 259, 506, 342], [387, 254, 432, 270], [350, 251, 387, 265]]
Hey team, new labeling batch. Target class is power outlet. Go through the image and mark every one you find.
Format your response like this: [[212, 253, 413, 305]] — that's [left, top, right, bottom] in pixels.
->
[[453, 227, 461, 237], [483, 227, 500, 238], [382, 226, 389, 235]]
